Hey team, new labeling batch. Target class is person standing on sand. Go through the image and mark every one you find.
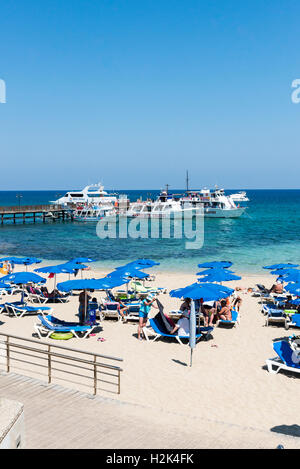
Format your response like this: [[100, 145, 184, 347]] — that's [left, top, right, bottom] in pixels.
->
[[137, 294, 158, 341], [78, 290, 91, 325]]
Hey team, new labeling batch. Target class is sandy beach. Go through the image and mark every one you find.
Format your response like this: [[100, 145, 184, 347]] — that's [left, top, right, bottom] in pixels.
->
[[0, 264, 300, 448]]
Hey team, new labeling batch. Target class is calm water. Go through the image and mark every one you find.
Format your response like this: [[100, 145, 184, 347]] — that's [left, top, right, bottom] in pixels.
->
[[0, 189, 299, 274]]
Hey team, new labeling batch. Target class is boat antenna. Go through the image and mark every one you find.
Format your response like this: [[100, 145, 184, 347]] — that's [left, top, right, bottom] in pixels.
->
[[186, 170, 189, 192], [165, 184, 170, 194]]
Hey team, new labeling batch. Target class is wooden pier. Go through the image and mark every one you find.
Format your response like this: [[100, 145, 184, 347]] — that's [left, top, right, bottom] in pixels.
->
[[0, 204, 74, 224]]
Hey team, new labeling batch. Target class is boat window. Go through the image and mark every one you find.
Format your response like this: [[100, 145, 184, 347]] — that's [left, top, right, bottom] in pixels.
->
[[70, 194, 83, 197]]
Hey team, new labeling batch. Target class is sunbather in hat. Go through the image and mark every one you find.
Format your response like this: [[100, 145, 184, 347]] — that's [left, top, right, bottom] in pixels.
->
[[170, 310, 190, 336]]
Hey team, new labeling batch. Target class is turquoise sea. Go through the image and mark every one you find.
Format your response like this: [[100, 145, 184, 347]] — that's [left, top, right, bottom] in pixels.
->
[[0, 189, 299, 274]]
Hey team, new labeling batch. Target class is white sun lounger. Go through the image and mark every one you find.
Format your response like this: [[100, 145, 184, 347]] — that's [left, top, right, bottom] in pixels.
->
[[266, 340, 300, 375]]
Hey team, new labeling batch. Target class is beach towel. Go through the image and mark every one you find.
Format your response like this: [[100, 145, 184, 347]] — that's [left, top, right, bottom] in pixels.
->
[[154, 299, 174, 333]]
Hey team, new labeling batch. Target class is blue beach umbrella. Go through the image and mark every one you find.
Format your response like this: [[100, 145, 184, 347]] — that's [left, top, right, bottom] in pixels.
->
[[35, 264, 76, 286], [198, 261, 232, 269], [71, 257, 96, 264], [1, 272, 46, 285], [170, 282, 233, 367], [115, 259, 160, 270], [35, 263, 78, 275], [57, 276, 130, 321], [277, 271, 300, 283], [0, 256, 42, 271], [63, 261, 89, 278], [0, 256, 42, 265], [111, 269, 149, 280], [35, 262, 86, 289], [1, 272, 46, 302], [285, 283, 300, 295], [196, 267, 236, 276], [170, 282, 234, 302], [107, 268, 149, 294], [57, 278, 107, 292], [198, 271, 241, 283], [23, 257, 42, 265], [263, 263, 299, 270], [57, 276, 130, 292], [270, 268, 300, 276]]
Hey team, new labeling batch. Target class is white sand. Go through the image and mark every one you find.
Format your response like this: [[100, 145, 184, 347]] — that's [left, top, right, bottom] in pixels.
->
[[0, 264, 300, 448]]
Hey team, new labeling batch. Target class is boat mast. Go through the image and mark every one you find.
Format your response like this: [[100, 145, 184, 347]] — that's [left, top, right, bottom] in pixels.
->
[[186, 170, 189, 192]]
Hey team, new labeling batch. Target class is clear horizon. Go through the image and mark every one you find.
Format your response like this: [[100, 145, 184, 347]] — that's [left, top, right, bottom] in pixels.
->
[[1, 1, 300, 190]]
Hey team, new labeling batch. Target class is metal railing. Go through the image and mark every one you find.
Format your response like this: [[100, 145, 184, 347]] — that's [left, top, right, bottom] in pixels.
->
[[0, 333, 123, 395], [0, 204, 65, 213]]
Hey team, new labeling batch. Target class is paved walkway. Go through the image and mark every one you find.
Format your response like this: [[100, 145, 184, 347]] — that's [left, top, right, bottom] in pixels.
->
[[0, 371, 299, 449]]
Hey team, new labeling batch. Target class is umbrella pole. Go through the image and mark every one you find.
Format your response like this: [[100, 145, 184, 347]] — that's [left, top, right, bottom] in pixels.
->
[[84, 289, 87, 323], [189, 299, 196, 367]]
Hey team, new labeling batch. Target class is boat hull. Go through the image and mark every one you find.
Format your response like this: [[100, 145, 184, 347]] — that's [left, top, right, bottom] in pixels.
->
[[204, 207, 246, 218]]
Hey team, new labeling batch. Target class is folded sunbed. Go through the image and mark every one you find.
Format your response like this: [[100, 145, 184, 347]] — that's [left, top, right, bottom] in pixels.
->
[[266, 340, 300, 375]]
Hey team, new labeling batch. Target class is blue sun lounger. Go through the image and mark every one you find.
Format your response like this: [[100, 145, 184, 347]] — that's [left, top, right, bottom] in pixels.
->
[[217, 309, 240, 327], [5, 303, 52, 318], [34, 314, 98, 339], [143, 317, 212, 345], [261, 306, 288, 327], [266, 340, 300, 375], [0, 301, 24, 314], [285, 313, 300, 330]]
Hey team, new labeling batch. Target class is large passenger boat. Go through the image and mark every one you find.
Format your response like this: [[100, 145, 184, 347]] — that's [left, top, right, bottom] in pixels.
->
[[50, 183, 118, 207]]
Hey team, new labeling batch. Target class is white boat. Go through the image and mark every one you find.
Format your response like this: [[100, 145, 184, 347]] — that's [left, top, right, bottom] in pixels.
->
[[228, 191, 249, 203], [125, 191, 202, 219], [180, 188, 247, 218], [73, 205, 117, 222], [50, 183, 119, 207]]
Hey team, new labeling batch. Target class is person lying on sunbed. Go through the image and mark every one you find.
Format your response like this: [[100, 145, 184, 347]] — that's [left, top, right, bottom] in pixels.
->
[[179, 298, 191, 314], [217, 300, 232, 321], [269, 279, 284, 294], [169, 311, 190, 336], [283, 295, 300, 312], [41, 286, 69, 299], [202, 300, 218, 327]]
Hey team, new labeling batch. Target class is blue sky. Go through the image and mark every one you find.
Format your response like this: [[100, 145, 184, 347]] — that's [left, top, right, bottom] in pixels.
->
[[1, 0, 300, 190]]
